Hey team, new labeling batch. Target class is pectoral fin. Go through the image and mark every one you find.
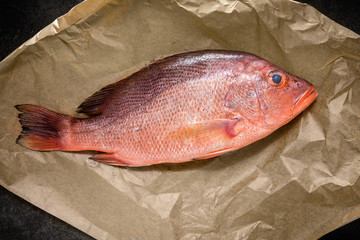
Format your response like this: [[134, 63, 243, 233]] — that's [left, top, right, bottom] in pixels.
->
[[167, 118, 242, 141]]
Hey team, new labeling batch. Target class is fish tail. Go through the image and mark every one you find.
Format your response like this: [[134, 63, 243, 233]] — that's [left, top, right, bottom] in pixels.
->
[[15, 104, 72, 151]]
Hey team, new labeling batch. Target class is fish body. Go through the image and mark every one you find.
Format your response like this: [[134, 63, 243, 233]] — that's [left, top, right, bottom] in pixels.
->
[[16, 50, 318, 166]]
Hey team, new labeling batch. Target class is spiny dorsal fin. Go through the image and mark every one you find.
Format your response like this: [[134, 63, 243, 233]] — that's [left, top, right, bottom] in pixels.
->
[[76, 56, 177, 116], [76, 50, 228, 116]]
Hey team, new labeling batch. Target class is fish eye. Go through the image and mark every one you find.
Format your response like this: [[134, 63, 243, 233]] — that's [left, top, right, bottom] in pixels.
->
[[268, 71, 286, 87], [272, 74, 282, 84]]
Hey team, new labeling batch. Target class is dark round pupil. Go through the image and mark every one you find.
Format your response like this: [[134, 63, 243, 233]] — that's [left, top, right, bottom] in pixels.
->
[[272, 74, 282, 84]]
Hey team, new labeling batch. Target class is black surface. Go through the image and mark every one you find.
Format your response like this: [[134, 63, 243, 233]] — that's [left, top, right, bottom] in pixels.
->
[[0, 185, 94, 240], [0, 0, 359, 239], [0, 0, 83, 61]]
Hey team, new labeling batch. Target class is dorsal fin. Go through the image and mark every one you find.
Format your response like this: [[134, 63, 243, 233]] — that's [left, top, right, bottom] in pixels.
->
[[76, 56, 177, 116], [76, 80, 127, 116], [76, 50, 239, 116]]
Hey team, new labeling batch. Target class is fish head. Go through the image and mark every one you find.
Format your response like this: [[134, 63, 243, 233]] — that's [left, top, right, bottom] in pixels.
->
[[240, 58, 318, 128]]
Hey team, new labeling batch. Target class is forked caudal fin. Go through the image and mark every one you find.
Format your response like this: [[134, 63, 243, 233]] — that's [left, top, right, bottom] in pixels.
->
[[15, 104, 71, 151]]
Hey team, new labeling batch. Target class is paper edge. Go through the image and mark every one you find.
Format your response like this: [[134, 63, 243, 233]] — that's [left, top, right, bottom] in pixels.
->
[[314, 207, 360, 239], [0, 0, 113, 64], [1, 184, 112, 240]]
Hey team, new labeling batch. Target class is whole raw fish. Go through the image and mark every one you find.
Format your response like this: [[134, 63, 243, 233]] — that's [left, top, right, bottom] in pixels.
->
[[15, 50, 318, 166]]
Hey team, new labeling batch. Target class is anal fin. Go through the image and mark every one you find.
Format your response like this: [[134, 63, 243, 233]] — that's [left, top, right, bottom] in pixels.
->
[[90, 153, 137, 167], [195, 148, 235, 160]]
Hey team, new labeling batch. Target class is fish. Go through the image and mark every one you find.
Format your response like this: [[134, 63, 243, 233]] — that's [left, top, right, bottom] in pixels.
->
[[15, 50, 318, 167]]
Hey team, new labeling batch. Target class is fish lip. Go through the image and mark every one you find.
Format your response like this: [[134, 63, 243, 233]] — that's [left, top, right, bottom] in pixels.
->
[[291, 86, 318, 114]]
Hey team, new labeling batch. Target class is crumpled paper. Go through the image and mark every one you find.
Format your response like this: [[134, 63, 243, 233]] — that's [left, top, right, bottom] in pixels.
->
[[1, 0, 360, 239]]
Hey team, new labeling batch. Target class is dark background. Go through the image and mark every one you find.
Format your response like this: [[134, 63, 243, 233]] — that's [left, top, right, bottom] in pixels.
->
[[0, 0, 359, 239]]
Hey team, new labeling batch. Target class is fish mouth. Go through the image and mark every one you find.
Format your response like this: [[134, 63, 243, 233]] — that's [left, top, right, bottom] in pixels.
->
[[291, 86, 318, 114]]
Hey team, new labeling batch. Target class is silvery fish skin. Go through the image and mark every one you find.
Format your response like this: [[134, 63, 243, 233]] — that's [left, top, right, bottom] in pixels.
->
[[15, 50, 318, 166]]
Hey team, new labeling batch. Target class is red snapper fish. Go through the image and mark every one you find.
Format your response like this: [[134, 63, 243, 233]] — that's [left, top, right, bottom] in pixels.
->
[[16, 50, 318, 167]]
